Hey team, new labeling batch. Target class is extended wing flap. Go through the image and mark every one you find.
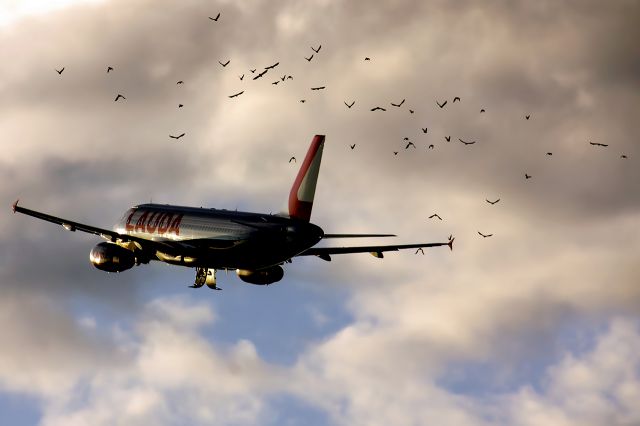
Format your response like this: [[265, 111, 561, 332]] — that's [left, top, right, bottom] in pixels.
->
[[298, 239, 453, 257]]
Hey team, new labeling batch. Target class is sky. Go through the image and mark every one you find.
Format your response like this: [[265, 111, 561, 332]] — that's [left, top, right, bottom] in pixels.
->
[[1, 0, 640, 424]]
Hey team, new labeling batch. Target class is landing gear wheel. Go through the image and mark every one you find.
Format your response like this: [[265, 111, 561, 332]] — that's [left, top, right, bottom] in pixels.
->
[[189, 267, 220, 290]]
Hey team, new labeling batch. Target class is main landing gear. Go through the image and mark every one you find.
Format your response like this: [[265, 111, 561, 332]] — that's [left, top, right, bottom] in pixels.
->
[[189, 267, 221, 290]]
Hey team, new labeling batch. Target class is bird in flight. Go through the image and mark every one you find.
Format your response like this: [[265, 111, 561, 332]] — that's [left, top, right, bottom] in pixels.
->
[[178, 104, 184, 108], [219, 60, 230, 67], [300, 99, 306, 103], [621, 154, 628, 159], [422, 127, 428, 133], [458, 138, 476, 145], [445, 136, 451, 142], [289, 157, 296, 163], [393, 151, 398, 156], [486, 198, 500, 205], [311, 45, 321, 53], [415, 248, 424, 255], [239, 74, 244, 81], [371, 106, 386, 112], [546, 152, 553, 156], [428, 144, 434, 149], [272, 81, 281, 85], [280, 75, 286, 81], [480, 108, 486, 113], [525, 115, 530, 120], [409, 109, 415, 114], [106, 66, 113, 73], [364, 57, 371, 61], [170, 133, 186, 140], [176, 80, 184, 85], [305, 54, 314, 62], [478, 231, 493, 238], [391, 99, 405, 107], [405, 141, 416, 149], [453, 96, 461, 103], [311, 86, 325, 91], [114, 94, 126, 101], [229, 91, 244, 98], [525, 173, 532, 179], [209, 13, 220, 21], [436, 100, 447, 108], [250, 69, 257, 73], [55, 67, 65, 75], [264, 62, 279, 70], [589, 142, 608, 147], [253, 69, 268, 80], [428, 214, 442, 220], [344, 101, 355, 108], [350, 144, 356, 150]]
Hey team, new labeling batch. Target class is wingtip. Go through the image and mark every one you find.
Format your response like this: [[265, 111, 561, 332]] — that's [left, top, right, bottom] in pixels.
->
[[12, 199, 19, 213], [448, 237, 454, 251]]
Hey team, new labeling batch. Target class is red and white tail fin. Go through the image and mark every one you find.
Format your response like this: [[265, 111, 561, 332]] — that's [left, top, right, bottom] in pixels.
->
[[288, 135, 325, 222]]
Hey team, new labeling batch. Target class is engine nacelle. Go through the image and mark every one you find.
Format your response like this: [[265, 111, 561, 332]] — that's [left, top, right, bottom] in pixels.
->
[[236, 266, 284, 285], [89, 242, 136, 273]]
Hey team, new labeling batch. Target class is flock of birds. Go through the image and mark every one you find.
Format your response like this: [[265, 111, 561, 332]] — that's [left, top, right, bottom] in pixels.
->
[[52, 11, 631, 247]]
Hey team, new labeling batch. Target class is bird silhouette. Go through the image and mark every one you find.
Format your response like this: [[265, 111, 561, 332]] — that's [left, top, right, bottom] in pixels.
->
[[178, 104, 184, 108], [273, 81, 281, 85], [409, 109, 415, 114], [209, 13, 220, 21], [219, 60, 230, 67], [428, 214, 442, 220], [239, 74, 244, 80], [253, 69, 268, 80], [364, 57, 370, 61], [403, 137, 409, 141], [478, 231, 493, 238], [458, 138, 476, 145], [589, 142, 608, 147], [106, 66, 113, 73], [289, 157, 296, 163], [415, 248, 424, 255], [422, 127, 428, 133], [176, 80, 184, 84], [525, 173, 532, 179], [311, 45, 321, 53], [114, 94, 126, 101], [287, 75, 293, 80], [228, 91, 244, 98], [311, 86, 325, 90], [250, 69, 257, 73], [305, 54, 314, 62], [393, 151, 398, 156], [480, 108, 486, 113], [55, 67, 65, 75], [281, 75, 286, 81], [436, 100, 447, 108], [486, 198, 500, 205], [445, 136, 451, 142], [405, 141, 416, 149], [391, 99, 405, 107], [525, 115, 530, 120], [344, 101, 355, 108], [546, 152, 553, 156], [453, 96, 461, 103], [371, 106, 386, 111], [350, 144, 356, 150], [428, 144, 434, 149], [300, 99, 306, 103], [170, 133, 185, 140], [621, 154, 628, 159], [264, 62, 279, 70]]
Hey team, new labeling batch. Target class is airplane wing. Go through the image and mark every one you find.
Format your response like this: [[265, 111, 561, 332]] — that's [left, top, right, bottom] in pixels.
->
[[297, 239, 453, 260], [12, 200, 173, 252]]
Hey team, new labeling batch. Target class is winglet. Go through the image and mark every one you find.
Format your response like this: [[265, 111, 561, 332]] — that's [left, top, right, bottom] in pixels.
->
[[288, 135, 325, 222], [448, 237, 454, 251], [12, 199, 19, 213]]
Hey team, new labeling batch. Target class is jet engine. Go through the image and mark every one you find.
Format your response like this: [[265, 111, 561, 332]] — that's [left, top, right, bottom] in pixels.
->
[[89, 242, 136, 272], [236, 266, 284, 285]]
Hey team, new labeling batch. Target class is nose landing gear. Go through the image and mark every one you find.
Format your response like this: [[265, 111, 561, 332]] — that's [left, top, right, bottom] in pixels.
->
[[189, 267, 220, 290]]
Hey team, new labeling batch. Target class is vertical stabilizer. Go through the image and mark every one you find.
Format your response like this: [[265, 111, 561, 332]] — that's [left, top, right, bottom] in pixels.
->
[[288, 135, 325, 222]]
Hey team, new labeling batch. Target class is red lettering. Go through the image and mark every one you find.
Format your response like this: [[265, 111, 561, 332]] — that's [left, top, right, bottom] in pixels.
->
[[168, 214, 183, 236], [125, 209, 136, 232], [145, 212, 158, 233], [157, 213, 171, 234], [135, 211, 149, 233]]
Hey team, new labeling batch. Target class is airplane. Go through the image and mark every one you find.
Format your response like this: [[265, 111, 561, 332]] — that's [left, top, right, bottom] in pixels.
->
[[12, 135, 453, 290]]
